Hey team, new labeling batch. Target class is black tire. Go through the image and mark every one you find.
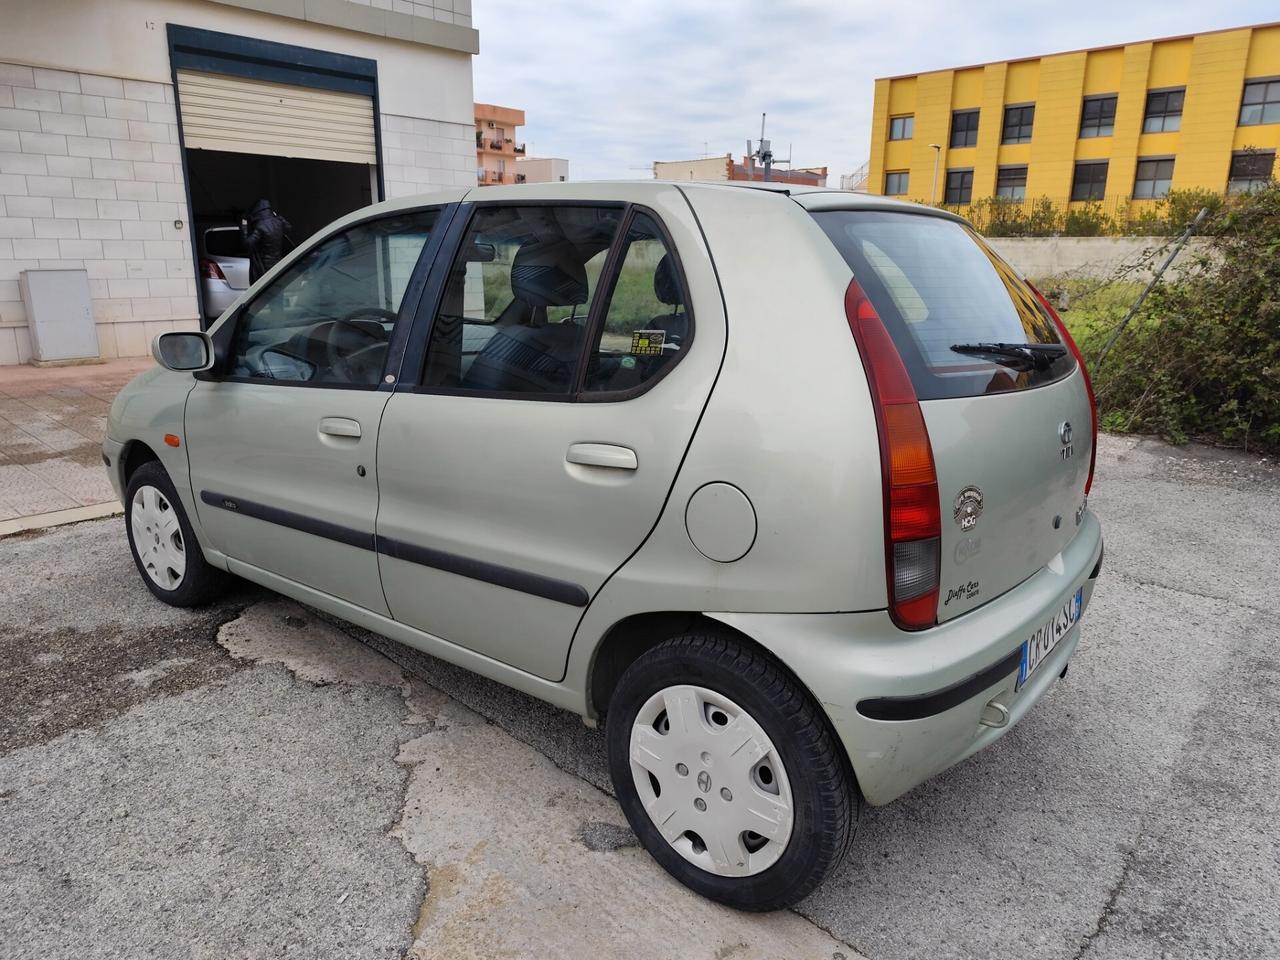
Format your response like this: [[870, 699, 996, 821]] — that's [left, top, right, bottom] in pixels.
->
[[124, 461, 230, 608], [606, 630, 859, 911]]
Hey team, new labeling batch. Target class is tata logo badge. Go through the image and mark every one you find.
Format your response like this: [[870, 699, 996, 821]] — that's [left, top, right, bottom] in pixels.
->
[[953, 485, 984, 530], [1059, 421, 1074, 461]]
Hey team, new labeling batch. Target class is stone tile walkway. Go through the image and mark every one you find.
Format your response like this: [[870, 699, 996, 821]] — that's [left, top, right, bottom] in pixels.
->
[[0, 359, 151, 522]]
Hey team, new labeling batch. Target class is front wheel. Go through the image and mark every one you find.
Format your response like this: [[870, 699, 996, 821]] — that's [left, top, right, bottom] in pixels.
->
[[606, 631, 859, 911], [124, 461, 230, 607]]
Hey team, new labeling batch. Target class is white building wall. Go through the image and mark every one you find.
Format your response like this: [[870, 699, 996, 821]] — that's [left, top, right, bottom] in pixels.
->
[[0, 63, 197, 365], [380, 114, 478, 198]]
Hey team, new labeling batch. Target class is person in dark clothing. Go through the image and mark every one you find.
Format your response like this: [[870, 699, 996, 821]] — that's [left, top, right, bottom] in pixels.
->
[[240, 199, 292, 283]]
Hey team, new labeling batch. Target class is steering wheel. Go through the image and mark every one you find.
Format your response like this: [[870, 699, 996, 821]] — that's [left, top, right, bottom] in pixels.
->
[[322, 307, 397, 382], [340, 306, 399, 326]]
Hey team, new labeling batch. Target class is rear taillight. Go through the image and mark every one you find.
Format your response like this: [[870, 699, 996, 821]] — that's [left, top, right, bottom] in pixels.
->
[[1029, 283, 1097, 495], [200, 258, 226, 281], [845, 277, 940, 631]]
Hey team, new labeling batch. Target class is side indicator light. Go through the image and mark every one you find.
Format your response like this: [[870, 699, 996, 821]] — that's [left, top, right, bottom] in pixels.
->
[[164, 434, 181, 448]]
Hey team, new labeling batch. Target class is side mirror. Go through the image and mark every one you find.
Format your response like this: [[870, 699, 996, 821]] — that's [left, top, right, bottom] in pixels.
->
[[152, 331, 214, 372]]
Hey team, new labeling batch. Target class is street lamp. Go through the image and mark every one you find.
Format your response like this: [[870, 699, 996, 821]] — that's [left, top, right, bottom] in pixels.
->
[[929, 144, 942, 204]]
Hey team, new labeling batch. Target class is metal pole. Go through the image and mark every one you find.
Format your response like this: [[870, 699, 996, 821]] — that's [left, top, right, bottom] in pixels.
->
[[929, 144, 941, 203], [1095, 207, 1209, 368]]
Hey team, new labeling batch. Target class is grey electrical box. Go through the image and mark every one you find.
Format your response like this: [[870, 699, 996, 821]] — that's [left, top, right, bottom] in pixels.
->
[[20, 269, 99, 363]]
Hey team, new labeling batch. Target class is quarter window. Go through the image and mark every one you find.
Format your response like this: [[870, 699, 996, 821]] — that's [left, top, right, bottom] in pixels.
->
[[1002, 104, 1035, 144], [950, 110, 979, 148], [1240, 79, 1280, 126], [889, 115, 914, 140], [1071, 161, 1109, 201], [224, 209, 439, 386], [996, 165, 1027, 200], [1080, 95, 1117, 138], [1143, 89, 1184, 133], [1133, 157, 1174, 199], [1227, 151, 1275, 192], [421, 204, 622, 396], [884, 170, 909, 195], [944, 169, 974, 204], [583, 212, 690, 394]]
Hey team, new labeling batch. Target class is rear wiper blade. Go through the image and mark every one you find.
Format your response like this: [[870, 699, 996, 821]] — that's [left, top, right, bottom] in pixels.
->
[[950, 342, 1067, 371]]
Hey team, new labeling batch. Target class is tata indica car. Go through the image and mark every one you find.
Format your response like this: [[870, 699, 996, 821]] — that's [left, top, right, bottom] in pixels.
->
[[106, 181, 1103, 911]]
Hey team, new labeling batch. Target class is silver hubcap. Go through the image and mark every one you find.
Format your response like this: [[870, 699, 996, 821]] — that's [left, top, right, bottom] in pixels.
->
[[629, 684, 794, 877], [130, 485, 186, 591]]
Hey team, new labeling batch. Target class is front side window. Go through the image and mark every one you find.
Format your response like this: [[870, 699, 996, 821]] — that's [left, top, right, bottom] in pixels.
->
[[225, 209, 439, 386], [421, 204, 621, 396], [996, 165, 1027, 200], [950, 110, 979, 148], [1228, 150, 1275, 192], [889, 115, 914, 140], [1071, 161, 1109, 201], [1002, 104, 1035, 143], [1240, 80, 1280, 126], [1080, 95, 1117, 137], [1133, 157, 1174, 199], [884, 170, 909, 195], [583, 212, 690, 394], [1143, 89, 1184, 132], [944, 169, 973, 204]]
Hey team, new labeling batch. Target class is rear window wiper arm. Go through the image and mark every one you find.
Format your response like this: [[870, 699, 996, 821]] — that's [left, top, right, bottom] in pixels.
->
[[950, 341, 1067, 371]]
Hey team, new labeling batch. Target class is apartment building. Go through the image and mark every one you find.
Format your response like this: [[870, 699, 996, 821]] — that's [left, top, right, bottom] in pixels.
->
[[474, 102, 524, 185], [0, 0, 478, 366], [867, 21, 1280, 206]]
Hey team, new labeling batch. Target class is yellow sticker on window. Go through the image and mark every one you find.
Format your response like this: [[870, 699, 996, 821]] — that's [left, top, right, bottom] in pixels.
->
[[630, 329, 666, 356]]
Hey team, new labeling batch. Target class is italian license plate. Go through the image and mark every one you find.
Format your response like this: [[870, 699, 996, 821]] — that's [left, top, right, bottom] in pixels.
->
[[1017, 586, 1084, 690]]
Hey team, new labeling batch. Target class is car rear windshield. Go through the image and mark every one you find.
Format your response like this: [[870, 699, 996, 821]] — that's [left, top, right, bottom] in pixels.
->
[[811, 210, 1075, 400], [204, 228, 246, 259]]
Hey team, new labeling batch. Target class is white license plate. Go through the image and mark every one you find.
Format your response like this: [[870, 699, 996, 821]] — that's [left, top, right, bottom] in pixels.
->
[[1017, 586, 1084, 690]]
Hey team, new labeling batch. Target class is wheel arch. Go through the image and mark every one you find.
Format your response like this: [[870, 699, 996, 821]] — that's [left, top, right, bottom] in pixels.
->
[[120, 439, 161, 488]]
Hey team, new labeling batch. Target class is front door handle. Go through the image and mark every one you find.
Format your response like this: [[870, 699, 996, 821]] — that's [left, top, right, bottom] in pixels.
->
[[566, 442, 637, 470], [318, 417, 362, 439]]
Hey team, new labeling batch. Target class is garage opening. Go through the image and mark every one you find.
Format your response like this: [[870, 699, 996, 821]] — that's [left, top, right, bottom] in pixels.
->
[[167, 28, 383, 324]]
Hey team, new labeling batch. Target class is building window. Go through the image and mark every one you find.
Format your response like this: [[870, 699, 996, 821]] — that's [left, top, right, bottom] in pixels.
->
[[950, 110, 979, 148], [1002, 104, 1035, 144], [1143, 89, 1184, 132], [1079, 95, 1117, 138], [889, 115, 914, 140], [884, 171, 909, 195], [1240, 79, 1280, 126], [1227, 151, 1275, 192], [1133, 157, 1174, 199], [996, 165, 1027, 200], [1071, 161, 1109, 200], [944, 169, 974, 204]]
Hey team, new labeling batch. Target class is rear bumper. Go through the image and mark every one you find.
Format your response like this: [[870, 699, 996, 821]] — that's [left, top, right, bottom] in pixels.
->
[[710, 510, 1104, 806]]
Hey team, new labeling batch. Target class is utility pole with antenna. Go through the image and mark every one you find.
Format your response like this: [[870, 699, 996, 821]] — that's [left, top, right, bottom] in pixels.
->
[[747, 112, 774, 182]]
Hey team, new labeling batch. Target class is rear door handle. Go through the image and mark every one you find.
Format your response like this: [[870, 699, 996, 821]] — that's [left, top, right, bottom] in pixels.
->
[[566, 442, 637, 470], [318, 417, 362, 439]]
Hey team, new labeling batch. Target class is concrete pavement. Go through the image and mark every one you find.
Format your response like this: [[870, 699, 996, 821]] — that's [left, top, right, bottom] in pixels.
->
[[1, 433, 1277, 959]]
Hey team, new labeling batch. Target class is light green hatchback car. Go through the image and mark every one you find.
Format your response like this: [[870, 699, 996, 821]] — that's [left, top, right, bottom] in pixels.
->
[[106, 180, 1103, 911]]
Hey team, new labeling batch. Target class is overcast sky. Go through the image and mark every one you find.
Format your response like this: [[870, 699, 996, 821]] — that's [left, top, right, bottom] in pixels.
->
[[472, 2, 1276, 182]]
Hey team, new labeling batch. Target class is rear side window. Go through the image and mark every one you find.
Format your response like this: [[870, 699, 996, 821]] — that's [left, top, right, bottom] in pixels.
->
[[812, 210, 1075, 400], [204, 228, 245, 258]]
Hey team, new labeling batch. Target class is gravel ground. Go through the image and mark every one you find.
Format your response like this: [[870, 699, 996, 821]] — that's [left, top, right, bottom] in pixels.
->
[[1, 433, 1277, 959]]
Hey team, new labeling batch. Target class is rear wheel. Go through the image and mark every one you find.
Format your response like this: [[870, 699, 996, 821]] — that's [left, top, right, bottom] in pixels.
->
[[125, 461, 229, 607], [606, 630, 858, 911]]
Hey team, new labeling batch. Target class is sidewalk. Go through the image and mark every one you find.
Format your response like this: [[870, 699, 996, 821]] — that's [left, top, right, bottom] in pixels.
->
[[0, 358, 151, 529]]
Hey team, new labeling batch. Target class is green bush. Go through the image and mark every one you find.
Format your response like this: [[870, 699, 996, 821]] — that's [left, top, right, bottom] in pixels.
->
[[1072, 182, 1280, 453]]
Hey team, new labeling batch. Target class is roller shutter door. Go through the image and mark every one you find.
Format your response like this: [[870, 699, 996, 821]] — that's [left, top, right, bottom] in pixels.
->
[[175, 69, 376, 165]]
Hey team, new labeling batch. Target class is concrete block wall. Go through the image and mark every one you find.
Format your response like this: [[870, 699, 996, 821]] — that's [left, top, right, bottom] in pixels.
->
[[381, 114, 478, 197], [346, 0, 472, 27], [0, 61, 198, 365]]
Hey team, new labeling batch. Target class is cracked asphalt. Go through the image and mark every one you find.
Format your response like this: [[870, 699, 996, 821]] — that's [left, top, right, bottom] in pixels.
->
[[1, 433, 1277, 959]]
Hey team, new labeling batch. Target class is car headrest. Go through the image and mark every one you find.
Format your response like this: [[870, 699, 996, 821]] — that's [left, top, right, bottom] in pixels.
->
[[511, 239, 588, 307], [653, 254, 682, 307]]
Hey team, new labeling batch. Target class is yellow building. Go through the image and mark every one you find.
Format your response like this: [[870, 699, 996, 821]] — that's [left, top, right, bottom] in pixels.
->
[[868, 22, 1280, 208]]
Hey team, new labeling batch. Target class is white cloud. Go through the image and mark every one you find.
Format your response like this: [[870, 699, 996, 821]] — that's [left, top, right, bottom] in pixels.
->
[[473, 1, 1278, 181]]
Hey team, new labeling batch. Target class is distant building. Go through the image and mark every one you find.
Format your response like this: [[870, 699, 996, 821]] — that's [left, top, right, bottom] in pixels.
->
[[515, 156, 568, 183], [654, 153, 828, 186], [475, 103, 525, 186], [867, 21, 1280, 207]]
